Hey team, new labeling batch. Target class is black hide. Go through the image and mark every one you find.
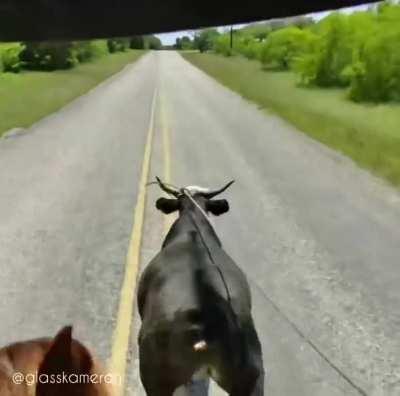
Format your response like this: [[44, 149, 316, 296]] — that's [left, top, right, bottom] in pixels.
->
[[206, 199, 230, 216]]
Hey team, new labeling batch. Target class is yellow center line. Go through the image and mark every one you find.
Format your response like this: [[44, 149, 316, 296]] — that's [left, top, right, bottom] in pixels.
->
[[160, 92, 172, 186], [109, 88, 158, 396], [160, 90, 176, 235]]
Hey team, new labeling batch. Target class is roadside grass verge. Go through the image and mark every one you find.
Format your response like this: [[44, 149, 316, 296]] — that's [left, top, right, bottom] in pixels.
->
[[182, 52, 400, 186], [0, 50, 146, 137]]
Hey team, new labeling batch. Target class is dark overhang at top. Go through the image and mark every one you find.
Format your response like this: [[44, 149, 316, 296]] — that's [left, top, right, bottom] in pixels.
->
[[0, 1, 377, 42]]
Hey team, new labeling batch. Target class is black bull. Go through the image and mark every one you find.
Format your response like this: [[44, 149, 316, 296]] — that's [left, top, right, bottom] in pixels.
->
[[137, 189, 264, 396]]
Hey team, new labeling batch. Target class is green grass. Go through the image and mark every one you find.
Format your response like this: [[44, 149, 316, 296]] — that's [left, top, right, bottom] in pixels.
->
[[0, 50, 146, 136], [183, 52, 400, 186], [0, 43, 22, 52]]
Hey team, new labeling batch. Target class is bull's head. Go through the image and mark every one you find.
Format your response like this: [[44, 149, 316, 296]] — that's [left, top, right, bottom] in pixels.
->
[[154, 177, 234, 216]]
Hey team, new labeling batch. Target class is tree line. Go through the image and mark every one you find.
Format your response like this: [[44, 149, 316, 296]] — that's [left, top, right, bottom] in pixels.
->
[[176, 1, 400, 103], [0, 35, 161, 73]]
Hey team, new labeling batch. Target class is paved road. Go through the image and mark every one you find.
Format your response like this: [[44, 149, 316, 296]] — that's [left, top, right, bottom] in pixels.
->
[[1, 52, 400, 396]]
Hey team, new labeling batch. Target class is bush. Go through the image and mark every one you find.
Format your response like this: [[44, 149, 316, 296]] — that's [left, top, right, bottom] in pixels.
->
[[0, 39, 124, 74], [72, 40, 108, 62], [260, 26, 316, 70], [236, 35, 263, 60], [293, 5, 400, 101], [349, 29, 400, 102], [107, 38, 130, 53], [348, 6, 400, 102], [213, 32, 263, 60], [20, 42, 78, 70], [73, 42, 93, 62], [214, 35, 232, 56], [207, 3, 400, 104], [294, 13, 372, 87], [90, 40, 109, 57], [130, 36, 145, 49], [0, 44, 23, 72]]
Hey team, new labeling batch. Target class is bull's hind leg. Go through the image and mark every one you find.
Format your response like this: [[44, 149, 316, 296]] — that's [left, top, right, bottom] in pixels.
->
[[139, 334, 201, 396], [230, 321, 265, 396], [140, 364, 208, 396], [139, 358, 176, 396], [229, 354, 264, 396], [139, 339, 177, 396]]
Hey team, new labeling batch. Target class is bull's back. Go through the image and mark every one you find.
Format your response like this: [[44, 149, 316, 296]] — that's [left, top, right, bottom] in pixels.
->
[[138, 238, 252, 324]]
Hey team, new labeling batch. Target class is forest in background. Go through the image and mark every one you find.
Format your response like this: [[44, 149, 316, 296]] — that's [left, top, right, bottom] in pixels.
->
[[0, 35, 161, 73], [176, 1, 400, 103]]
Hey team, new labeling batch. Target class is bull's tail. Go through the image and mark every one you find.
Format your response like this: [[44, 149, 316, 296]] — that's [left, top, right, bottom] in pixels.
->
[[191, 268, 241, 359]]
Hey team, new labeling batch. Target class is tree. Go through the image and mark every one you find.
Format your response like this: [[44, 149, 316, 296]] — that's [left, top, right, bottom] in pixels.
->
[[260, 26, 316, 70], [349, 6, 400, 102], [240, 23, 271, 42], [235, 34, 263, 59], [130, 36, 145, 49], [180, 36, 192, 50], [145, 35, 162, 50], [194, 29, 220, 52], [214, 34, 233, 56], [175, 38, 182, 50], [107, 38, 130, 53], [294, 13, 354, 86]]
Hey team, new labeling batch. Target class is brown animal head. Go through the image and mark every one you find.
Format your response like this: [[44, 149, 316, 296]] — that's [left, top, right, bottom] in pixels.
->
[[0, 326, 113, 396]]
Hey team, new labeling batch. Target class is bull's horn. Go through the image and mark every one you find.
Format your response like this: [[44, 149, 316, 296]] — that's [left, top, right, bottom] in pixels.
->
[[202, 180, 235, 199], [156, 176, 180, 197]]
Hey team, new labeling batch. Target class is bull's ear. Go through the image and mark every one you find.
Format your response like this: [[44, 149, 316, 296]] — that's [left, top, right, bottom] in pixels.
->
[[156, 198, 181, 214], [206, 199, 229, 216]]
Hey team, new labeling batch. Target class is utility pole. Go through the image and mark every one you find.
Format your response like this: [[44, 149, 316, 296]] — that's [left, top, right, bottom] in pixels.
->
[[230, 26, 233, 49]]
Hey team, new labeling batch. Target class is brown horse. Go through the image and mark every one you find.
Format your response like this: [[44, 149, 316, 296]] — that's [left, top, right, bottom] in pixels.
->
[[0, 326, 114, 396]]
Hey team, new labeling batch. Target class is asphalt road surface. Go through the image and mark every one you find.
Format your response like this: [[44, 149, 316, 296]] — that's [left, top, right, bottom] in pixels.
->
[[1, 52, 399, 396]]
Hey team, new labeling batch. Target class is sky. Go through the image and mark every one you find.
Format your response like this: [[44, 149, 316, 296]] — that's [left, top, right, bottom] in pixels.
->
[[155, 3, 373, 45]]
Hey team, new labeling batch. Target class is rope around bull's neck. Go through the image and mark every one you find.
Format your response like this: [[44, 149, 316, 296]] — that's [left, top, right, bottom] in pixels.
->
[[182, 189, 232, 305]]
